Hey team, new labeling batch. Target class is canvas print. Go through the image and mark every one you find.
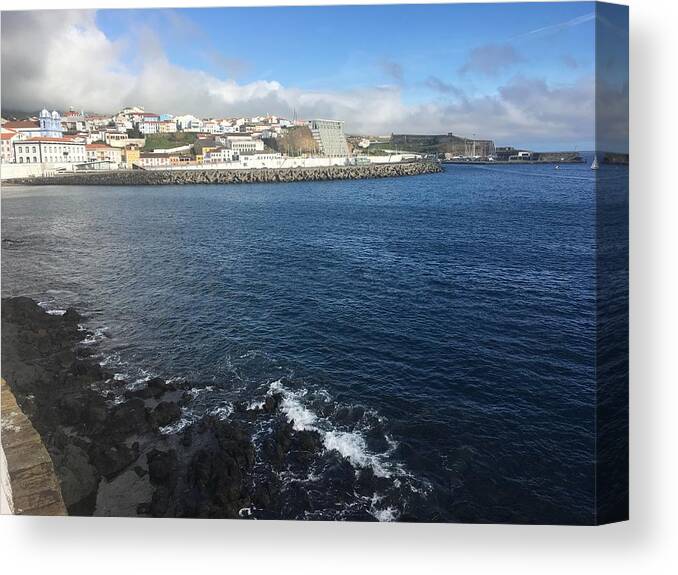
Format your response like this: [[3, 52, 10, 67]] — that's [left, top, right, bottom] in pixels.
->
[[0, 2, 628, 524]]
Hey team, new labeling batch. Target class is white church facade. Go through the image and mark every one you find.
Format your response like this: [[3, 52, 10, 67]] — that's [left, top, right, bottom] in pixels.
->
[[39, 108, 64, 138]]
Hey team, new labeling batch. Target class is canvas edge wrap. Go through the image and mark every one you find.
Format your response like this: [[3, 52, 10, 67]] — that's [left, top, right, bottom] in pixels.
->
[[594, 1, 630, 525]]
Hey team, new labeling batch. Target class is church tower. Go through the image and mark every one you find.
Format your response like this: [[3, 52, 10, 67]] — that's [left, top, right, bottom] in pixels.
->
[[39, 108, 63, 138]]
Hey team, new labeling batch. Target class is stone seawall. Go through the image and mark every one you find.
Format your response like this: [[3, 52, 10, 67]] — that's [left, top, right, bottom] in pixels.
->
[[6, 161, 442, 186], [1, 378, 67, 515]]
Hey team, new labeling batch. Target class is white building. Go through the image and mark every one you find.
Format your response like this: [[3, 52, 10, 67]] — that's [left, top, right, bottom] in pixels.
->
[[308, 119, 349, 157], [139, 121, 159, 135], [203, 147, 239, 163], [105, 132, 130, 148], [221, 135, 265, 154], [1, 129, 19, 163], [137, 153, 171, 168], [175, 115, 203, 132], [13, 137, 86, 164], [120, 106, 145, 116], [157, 120, 177, 134], [85, 143, 123, 165]]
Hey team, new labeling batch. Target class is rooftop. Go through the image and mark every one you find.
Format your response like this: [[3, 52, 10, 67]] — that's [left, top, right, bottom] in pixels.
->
[[20, 136, 79, 143], [3, 120, 39, 129]]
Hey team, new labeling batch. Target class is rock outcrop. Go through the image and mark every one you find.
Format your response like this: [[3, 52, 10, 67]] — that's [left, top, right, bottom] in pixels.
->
[[1, 297, 333, 518]]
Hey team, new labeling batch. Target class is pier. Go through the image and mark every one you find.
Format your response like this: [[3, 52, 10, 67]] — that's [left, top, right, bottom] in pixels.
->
[[4, 161, 442, 186]]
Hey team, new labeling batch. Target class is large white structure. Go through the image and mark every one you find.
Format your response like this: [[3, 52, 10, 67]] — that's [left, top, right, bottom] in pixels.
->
[[308, 119, 349, 157], [13, 137, 86, 164]]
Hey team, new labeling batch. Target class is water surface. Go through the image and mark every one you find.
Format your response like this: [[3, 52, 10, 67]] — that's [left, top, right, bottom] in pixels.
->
[[2, 162, 614, 522]]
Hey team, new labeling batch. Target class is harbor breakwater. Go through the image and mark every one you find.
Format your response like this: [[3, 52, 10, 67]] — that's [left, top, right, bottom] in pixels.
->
[[5, 161, 442, 186]]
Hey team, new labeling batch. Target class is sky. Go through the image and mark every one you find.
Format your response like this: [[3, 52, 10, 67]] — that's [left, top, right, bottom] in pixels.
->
[[0, 3, 627, 150]]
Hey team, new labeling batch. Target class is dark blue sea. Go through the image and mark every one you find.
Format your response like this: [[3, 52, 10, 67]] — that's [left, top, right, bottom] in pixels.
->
[[1, 160, 628, 523]]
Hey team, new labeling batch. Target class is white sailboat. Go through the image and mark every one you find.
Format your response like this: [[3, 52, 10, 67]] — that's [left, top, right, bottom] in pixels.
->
[[591, 155, 599, 170]]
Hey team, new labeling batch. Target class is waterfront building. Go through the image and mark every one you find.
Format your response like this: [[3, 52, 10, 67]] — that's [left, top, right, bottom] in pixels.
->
[[308, 119, 349, 157], [122, 144, 140, 168], [169, 154, 193, 166], [13, 137, 86, 164], [137, 152, 171, 168], [85, 143, 123, 166], [0, 129, 19, 163], [204, 147, 238, 163]]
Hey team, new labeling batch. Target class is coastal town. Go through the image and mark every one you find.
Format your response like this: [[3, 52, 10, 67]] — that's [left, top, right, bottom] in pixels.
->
[[0, 105, 588, 182], [0, 106, 425, 181]]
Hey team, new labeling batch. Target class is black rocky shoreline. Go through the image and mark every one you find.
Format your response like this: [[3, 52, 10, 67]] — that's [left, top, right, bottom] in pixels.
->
[[1, 296, 345, 518]]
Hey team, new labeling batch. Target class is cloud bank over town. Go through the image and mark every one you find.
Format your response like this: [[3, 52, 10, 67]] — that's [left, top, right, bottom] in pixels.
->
[[2, 9, 599, 148]]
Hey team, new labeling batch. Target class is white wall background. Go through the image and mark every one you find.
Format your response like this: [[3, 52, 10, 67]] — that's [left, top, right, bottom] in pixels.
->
[[1, 1, 676, 573]]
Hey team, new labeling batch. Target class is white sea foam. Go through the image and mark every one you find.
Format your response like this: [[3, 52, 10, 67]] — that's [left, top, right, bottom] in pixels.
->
[[247, 399, 266, 411], [268, 380, 393, 478], [187, 385, 214, 399], [371, 506, 399, 522], [269, 380, 317, 431], [83, 326, 110, 346], [281, 397, 317, 431], [367, 494, 400, 522], [209, 403, 234, 421], [323, 431, 391, 478], [159, 413, 192, 435], [46, 309, 67, 316]]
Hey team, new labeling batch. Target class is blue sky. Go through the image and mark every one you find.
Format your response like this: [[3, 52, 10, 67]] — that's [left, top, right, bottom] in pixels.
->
[[96, 3, 595, 101], [2, 3, 628, 150]]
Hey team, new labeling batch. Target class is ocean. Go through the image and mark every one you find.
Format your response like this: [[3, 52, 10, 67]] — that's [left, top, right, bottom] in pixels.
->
[[1, 160, 627, 523]]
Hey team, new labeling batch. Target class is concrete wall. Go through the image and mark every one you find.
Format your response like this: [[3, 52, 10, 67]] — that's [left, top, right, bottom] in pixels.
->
[[1, 378, 67, 515], [0, 162, 77, 180]]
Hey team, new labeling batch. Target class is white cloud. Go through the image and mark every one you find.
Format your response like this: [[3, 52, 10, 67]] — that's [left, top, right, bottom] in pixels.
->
[[1, 10, 595, 148]]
